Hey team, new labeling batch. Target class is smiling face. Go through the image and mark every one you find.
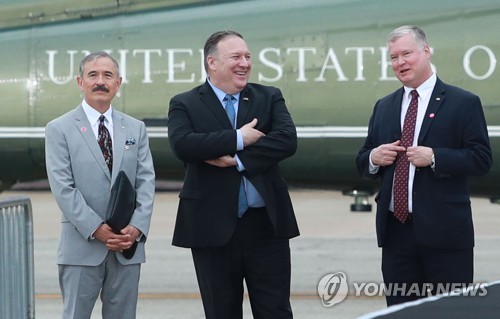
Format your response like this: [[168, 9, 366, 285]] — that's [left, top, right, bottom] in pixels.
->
[[207, 35, 251, 95], [389, 33, 432, 88], [77, 56, 122, 113]]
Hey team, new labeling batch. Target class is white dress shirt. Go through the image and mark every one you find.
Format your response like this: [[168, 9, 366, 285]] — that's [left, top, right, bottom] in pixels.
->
[[370, 73, 437, 213], [81, 100, 114, 144]]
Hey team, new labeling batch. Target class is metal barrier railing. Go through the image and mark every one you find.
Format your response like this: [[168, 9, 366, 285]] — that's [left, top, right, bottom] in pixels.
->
[[0, 196, 35, 319]]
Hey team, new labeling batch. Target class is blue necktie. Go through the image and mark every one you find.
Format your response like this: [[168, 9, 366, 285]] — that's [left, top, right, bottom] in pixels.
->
[[224, 94, 248, 217]]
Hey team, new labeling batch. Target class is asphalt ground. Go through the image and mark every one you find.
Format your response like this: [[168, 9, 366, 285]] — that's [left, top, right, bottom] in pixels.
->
[[2, 186, 499, 318]]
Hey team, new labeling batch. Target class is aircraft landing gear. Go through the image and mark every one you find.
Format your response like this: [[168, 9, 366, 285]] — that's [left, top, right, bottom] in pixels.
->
[[343, 190, 372, 212]]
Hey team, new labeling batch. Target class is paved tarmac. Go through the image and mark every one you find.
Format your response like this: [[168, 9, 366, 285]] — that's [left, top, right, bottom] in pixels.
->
[[2, 187, 499, 318]]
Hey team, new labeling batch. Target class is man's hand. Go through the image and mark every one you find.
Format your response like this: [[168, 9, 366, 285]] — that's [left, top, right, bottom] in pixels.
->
[[371, 140, 406, 166], [94, 224, 141, 252], [406, 146, 433, 167], [241, 118, 265, 147], [205, 155, 237, 167]]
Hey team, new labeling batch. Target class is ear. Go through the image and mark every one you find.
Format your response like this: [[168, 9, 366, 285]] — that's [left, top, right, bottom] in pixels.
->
[[207, 55, 217, 71], [76, 76, 84, 92], [423, 44, 432, 59]]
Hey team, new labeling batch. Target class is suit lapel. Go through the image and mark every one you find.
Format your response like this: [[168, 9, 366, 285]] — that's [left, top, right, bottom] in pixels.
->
[[391, 88, 405, 141], [199, 83, 233, 129], [418, 78, 445, 144], [111, 111, 127, 182], [237, 87, 252, 129], [74, 106, 111, 180]]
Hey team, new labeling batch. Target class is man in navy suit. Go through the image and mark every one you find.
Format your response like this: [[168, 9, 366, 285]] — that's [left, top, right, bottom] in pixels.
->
[[356, 26, 492, 306], [168, 30, 299, 319]]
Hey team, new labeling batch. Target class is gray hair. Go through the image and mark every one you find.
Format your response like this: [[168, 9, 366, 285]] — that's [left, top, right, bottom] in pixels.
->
[[79, 51, 120, 77], [387, 25, 428, 49], [203, 30, 244, 73]]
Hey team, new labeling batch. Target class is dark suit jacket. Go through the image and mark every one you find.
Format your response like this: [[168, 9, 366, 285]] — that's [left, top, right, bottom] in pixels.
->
[[168, 81, 300, 248], [356, 78, 492, 250]]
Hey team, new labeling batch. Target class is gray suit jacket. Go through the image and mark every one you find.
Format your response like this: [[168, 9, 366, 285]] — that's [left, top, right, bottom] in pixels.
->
[[45, 105, 155, 266]]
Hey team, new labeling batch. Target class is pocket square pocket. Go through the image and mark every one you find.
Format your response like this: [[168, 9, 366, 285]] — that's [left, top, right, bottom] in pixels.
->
[[125, 138, 136, 150], [125, 138, 136, 146]]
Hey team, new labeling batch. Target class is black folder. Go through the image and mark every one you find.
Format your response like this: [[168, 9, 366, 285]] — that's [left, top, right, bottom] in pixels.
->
[[106, 170, 137, 259]]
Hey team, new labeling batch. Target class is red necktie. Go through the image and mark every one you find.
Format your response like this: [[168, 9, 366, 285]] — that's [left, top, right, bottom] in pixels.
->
[[98, 115, 113, 173], [393, 90, 418, 223]]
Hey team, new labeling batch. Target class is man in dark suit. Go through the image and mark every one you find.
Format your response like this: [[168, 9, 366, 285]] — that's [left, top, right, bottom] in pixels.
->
[[168, 30, 299, 319], [356, 26, 492, 306]]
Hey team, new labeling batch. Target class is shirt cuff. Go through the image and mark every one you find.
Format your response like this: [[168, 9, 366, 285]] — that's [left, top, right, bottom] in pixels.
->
[[235, 155, 245, 172], [136, 233, 144, 242], [236, 129, 244, 151], [369, 150, 380, 174], [89, 223, 103, 240]]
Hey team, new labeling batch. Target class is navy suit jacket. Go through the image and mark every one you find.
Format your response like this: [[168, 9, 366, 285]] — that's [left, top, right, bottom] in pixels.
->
[[168, 81, 299, 248], [356, 78, 492, 249]]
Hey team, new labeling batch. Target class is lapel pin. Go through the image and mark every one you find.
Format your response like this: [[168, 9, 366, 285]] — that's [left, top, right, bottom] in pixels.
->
[[81, 127, 87, 133], [429, 113, 435, 118], [436, 97, 441, 101], [243, 97, 249, 101]]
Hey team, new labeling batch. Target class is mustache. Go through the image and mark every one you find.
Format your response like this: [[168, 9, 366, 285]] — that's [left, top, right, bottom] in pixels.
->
[[93, 85, 109, 92]]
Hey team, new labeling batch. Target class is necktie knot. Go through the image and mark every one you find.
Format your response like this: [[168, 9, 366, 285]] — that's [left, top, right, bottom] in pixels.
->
[[223, 94, 235, 102], [410, 89, 418, 100]]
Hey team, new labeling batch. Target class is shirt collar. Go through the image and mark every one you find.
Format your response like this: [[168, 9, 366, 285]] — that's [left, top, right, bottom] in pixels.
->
[[81, 99, 113, 128], [404, 72, 436, 101], [207, 78, 241, 104]]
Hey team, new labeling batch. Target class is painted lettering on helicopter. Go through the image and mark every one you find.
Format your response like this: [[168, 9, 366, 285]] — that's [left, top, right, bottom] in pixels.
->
[[45, 45, 497, 85]]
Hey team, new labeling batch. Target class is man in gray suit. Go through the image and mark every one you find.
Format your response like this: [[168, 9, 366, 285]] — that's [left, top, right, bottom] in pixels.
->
[[45, 51, 155, 319]]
